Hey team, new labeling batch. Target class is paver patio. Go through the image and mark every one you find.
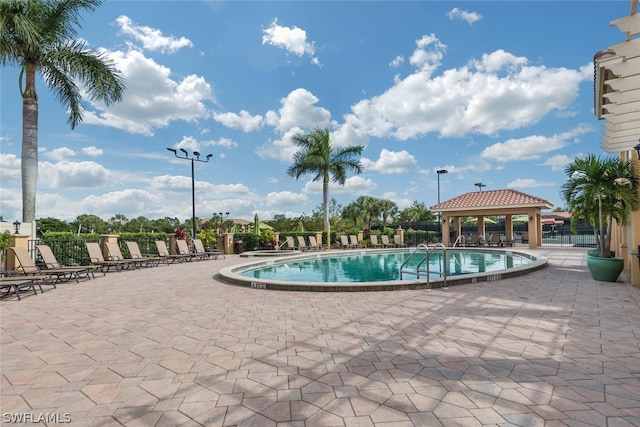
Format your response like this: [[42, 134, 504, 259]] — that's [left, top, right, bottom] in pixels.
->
[[1, 247, 639, 426]]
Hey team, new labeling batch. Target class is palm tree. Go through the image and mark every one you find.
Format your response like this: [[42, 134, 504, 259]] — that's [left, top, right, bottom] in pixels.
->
[[561, 154, 639, 257], [379, 199, 398, 227], [287, 127, 364, 248], [1, 0, 125, 223]]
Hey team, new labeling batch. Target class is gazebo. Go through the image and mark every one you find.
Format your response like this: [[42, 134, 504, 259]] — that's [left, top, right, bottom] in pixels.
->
[[430, 189, 553, 249]]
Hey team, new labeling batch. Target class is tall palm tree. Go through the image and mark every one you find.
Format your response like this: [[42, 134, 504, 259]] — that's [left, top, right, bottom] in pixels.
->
[[379, 199, 398, 227], [287, 127, 364, 248], [1, 0, 125, 223], [561, 154, 638, 257]]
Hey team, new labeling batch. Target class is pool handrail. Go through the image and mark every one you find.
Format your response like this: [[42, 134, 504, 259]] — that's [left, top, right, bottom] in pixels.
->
[[400, 243, 448, 288]]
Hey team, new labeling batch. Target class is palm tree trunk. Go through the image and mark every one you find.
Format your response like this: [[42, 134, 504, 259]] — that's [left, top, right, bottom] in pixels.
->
[[323, 180, 329, 248], [21, 63, 38, 223]]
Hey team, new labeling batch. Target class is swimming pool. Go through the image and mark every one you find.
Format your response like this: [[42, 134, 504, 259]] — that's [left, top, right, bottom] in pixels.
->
[[218, 248, 547, 292]]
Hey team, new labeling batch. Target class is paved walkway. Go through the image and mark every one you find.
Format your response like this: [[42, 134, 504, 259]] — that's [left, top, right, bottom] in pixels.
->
[[1, 247, 639, 426]]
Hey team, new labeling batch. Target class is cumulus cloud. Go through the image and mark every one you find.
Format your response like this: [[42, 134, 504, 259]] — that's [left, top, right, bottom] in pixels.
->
[[361, 149, 418, 174], [0, 153, 21, 184], [344, 44, 590, 141], [262, 18, 320, 66], [265, 88, 331, 132], [46, 147, 75, 162], [302, 175, 376, 195], [82, 49, 214, 136], [115, 15, 193, 54], [82, 188, 166, 217], [506, 178, 555, 188], [213, 110, 264, 132], [39, 161, 111, 188], [541, 154, 577, 172], [480, 125, 592, 162], [81, 146, 103, 157], [389, 55, 404, 68], [265, 191, 309, 207], [447, 8, 483, 25]]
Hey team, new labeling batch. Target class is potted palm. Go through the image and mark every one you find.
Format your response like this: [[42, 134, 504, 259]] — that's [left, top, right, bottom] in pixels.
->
[[561, 154, 639, 282]]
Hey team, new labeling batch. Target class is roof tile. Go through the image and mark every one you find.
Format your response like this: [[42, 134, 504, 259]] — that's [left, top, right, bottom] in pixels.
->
[[430, 189, 553, 211]]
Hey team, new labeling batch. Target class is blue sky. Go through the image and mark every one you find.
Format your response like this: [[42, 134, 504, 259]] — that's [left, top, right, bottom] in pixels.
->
[[0, 1, 630, 223]]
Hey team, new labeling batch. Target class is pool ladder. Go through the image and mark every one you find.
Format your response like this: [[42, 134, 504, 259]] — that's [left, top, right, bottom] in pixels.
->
[[399, 243, 448, 289]]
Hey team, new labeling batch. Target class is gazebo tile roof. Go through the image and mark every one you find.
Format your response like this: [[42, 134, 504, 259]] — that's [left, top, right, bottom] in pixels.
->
[[431, 189, 553, 211]]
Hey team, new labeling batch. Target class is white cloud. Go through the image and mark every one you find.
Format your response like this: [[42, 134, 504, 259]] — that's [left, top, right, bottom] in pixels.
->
[[46, 147, 75, 161], [506, 178, 555, 188], [480, 125, 592, 162], [447, 8, 483, 26], [302, 175, 376, 195], [361, 149, 418, 174], [344, 46, 590, 141], [256, 127, 305, 162], [213, 110, 264, 132], [389, 55, 404, 68], [265, 88, 331, 132], [81, 146, 103, 157], [0, 153, 21, 184], [265, 191, 309, 207], [541, 154, 577, 172], [39, 161, 111, 188], [262, 18, 320, 66], [82, 189, 166, 217], [82, 49, 214, 136], [115, 15, 193, 54]]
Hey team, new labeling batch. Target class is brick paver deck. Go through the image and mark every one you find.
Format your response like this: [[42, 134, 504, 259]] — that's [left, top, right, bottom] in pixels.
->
[[1, 247, 639, 426]]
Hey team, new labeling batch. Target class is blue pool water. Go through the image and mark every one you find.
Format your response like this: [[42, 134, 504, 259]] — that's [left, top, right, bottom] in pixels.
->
[[240, 249, 532, 283]]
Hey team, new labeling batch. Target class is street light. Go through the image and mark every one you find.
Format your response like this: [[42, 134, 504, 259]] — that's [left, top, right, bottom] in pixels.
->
[[212, 212, 230, 233], [436, 169, 448, 229], [167, 147, 213, 239], [474, 182, 486, 192]]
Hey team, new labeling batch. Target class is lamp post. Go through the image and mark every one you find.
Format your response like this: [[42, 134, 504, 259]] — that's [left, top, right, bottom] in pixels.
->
[[212, 212, 229, 233], [474, 182, 486, 192], [167, 148, 213, 239], [13, 220, 21, 234], [436, 169, 448, 231]]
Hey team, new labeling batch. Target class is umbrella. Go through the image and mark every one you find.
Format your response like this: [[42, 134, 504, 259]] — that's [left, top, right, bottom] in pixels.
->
[[296, 220, 305, 233], [511, 215, 529, 223], [254, 213, 260, 235], [465, 216, 497, 224]]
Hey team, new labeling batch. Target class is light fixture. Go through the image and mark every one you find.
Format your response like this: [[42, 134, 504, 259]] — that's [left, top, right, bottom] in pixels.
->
[[166, 147, 213, 239], [13, 220, 21, 234], [474, 182, 486, 192]]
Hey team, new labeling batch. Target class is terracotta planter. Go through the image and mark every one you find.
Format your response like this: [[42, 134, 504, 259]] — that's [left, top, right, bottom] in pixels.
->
[[587, 255, 624, 282]]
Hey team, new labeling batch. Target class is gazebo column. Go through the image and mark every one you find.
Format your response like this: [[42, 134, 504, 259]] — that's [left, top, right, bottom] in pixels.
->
[[440, 215, 450, 246], [477, 217, 486, 245], [527, 211, 539, 249], [453, 217, 462, 244], [505, 216, 513, 244]]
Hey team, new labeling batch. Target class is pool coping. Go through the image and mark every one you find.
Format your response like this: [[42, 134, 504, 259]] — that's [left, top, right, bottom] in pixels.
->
[[217, 247, 548, 292]]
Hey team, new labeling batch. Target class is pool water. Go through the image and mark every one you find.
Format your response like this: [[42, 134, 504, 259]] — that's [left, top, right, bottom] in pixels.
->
[[241, 249, 532, 283]]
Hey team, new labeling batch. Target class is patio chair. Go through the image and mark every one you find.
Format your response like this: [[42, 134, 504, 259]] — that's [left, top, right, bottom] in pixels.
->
[[381, 235, 395, 248], [105, 242, 141, 270], [486, 233, 500, 247], [296, 236, 311, 251], [125, 241, 163, 267], [369, 235, 383, 248], [85, 242, 133, 272], [9, 246, 85, 283], [465, 233, 478, 247], [1, 275, 55, 300], [393, 235, 407, 248], [307, 235, 322, 251], [176, 239, 201, 261], [339, 235, 354, 249], [192, 239, 221, 260], [280, 236, 296, 250], [155, 240, 190, 263], [35, 244, 102, 279], [349, 235, 365, 248]]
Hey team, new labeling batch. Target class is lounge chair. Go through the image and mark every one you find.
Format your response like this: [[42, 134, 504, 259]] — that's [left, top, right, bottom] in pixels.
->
[[280, 236, 296, 250], [155, 240, 190, 263], [465, 233, 478, 247], [85, 242, 133, 272], [307, 235, 322, 251], [1, 276, 55, 300], [296, 236, 311, 251], [177, 239, 203, 261], [339, 235, 354, 249], [394, 235, 407, 248], [349, 235, 365, 248], [105, 242, 141, 270], [486, 233, 500, 247], [193, 239, 223, 259], [35, 244, 101, 279], [381, 235, 395, 248], [370, 235, 383, 248], [9, 246, 84, 283], [125, 241, 163, 267]]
